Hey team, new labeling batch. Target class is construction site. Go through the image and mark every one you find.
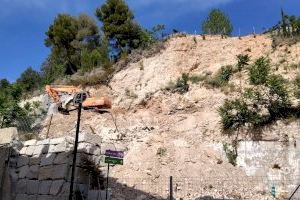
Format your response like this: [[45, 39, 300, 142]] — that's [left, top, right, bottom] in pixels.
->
[[0, 33, 300, 199]]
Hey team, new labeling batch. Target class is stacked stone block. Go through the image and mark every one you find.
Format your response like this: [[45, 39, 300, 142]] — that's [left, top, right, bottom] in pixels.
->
[[8, 133, 103, 200]]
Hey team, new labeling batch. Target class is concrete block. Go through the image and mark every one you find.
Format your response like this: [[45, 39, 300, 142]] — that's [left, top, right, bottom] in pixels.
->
[[39, 166, 53, 180], [16, 179, 27, 194], [15, 194, 28, 200], [0, 127, 18, 145], [27, 180, 39, 194], [27, 195, 37, 200], [38, 180, 52, 195], [49, 137, 65, 145], [37, 195, 55, 200], [49, 180, 64, 195], [27, 165, 39, 179], [18, 165, 29, 179], [78, 142, 95, 154], [25, 145, 35, 156], [53, 152, 71, 165], [52, 164, 70, 180], [61, 182, 70, 194], [33, 144, 48, 156], [76, 184, 89, 197], [75, 153, 94, 167], [88, 190, 109, 200], [29, 156, 41, 166], [17, 156, 29, 167], [40, 153, 56, 166], [49, 141, 69, 153], [65, 136, 75, 144], [91, 155, 102, 166], [36, 139, 50, 145], [79, 132, 102, 145], [24, 139, 37, 146], [19, 147, 28, 155], [75, 167, 90, 184]]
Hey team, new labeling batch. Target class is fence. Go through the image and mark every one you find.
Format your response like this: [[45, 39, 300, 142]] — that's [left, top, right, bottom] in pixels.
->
[[105, 175, 300, 200]]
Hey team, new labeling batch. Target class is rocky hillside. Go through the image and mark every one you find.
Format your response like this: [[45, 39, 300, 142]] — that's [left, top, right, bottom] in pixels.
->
[[35, 34, 300, 199]]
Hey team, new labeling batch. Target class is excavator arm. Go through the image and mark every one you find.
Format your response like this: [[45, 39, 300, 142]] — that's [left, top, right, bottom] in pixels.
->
[[45, 85, 112, 115]]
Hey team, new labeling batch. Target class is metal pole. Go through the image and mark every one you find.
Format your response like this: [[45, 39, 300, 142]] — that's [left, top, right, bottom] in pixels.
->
[[106, 163, 110, 200], [169, 176, 173, 200], [68, 103, 82, 200], [289, 184, 300, 200], [46, 114, 53, 138]]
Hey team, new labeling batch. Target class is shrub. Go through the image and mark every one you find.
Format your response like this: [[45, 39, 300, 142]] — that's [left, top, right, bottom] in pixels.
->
[[294, 75, 300, 99], [223, 143, 237, 166], [157, 147, 167, 157], [166, 73, 190, 94], [188, 74, 207, 84], [219, 99, 250, 130], [237, 54, 250, 71], [249, 57, 271, 85], [206, 65, 233, 88]]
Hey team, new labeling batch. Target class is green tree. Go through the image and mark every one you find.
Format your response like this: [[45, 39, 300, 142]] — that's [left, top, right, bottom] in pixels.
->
[[45, 14, 78, 74], [45, 14, 109, 77], [96, 0, 149, 51], [41, 54, 66, 84], [17, 67, 42, 93], [202, 9, 233, 35], [0, 80, 25, 128]]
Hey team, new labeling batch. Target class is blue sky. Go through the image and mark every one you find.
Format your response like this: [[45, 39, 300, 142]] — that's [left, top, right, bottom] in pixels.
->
[[0, 0, 298, 82]]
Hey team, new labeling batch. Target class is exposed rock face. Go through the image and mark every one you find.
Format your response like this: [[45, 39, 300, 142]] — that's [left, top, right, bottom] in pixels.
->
[[16, 34, 300, 199]]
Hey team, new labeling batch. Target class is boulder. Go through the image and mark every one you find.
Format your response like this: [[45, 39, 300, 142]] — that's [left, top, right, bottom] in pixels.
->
[[26, 180, 39, 194], [0, 127, 18, 145], [18, 165, 29, 179], [16, 179, 27, 194], [40, 153, 56, 166], [38, 180, 52, 195], [38, 166, 53, 180], [49, 180, 64, 195], [27, 165, 39, 179]]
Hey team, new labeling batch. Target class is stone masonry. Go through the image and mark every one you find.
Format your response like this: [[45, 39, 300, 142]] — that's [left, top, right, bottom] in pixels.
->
[[5, 133, 103, 200]]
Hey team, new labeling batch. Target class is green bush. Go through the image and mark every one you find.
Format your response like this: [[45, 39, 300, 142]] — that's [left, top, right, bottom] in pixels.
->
[[237, 54, 250, 71], [166, 73, 190, 94], [206, 65, 233, 88], [188, 74, 207, 84], [249, 57, 271, 85], [219, 99, 249, 130], [267, 75, 291, 117], [294, 75, 300, 99], [223, 143, 237, 166]]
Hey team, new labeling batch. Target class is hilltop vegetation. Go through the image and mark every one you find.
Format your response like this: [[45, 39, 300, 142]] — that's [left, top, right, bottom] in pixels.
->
[[3, 0, 300, 137]]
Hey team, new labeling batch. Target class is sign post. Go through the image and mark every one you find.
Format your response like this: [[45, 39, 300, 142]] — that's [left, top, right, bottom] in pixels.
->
[[68, 93, 86, 200], [104, 150, 124, 200]]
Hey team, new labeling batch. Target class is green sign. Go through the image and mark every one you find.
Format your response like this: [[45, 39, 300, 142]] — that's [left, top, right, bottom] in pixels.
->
[[271, 185, 276, 198], [105, 156, 123, 165]]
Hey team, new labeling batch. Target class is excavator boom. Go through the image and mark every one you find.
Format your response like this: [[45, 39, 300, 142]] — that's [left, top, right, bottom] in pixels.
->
[[45, 85, 111, 114]]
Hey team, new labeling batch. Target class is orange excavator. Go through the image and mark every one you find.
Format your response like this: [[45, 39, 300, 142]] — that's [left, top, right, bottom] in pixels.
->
[[45, 85, 112, 114]]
